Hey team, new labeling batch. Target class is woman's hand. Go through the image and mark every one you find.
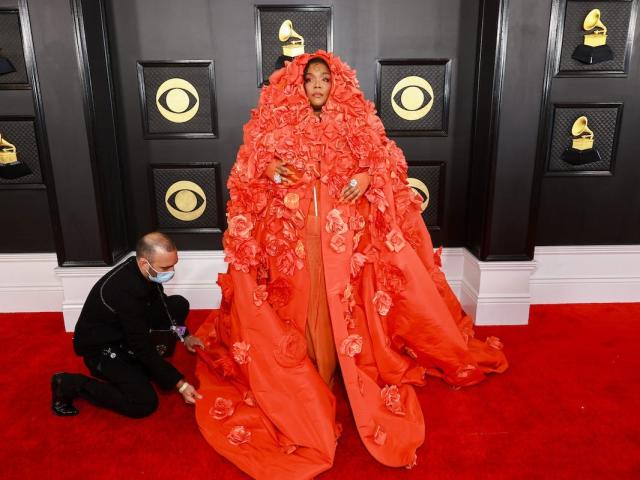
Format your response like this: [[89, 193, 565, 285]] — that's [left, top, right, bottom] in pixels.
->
[[264, 159, 299, 185], [340, 172, 370, 204]]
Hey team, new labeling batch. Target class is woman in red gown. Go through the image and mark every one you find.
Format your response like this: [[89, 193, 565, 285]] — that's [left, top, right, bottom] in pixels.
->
[[193, 50, 508, 479]]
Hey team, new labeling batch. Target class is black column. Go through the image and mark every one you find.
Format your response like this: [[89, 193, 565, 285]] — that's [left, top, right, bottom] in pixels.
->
[[466, 0, 552, 260], [27, 0, 127, 266], [70, 0, 128, 264], [0, 0, 61, 254]]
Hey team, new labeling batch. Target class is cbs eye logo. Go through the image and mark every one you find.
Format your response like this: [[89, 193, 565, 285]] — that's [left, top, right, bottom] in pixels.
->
[[390, 76, 434, 121], [155, 78, 200, 123], [165, 180, 207, 221], [407, 178, 430, 213]]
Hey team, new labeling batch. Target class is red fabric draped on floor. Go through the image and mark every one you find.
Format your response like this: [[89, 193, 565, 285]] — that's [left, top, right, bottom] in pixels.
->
[[196, 51, 507, 478], [1, 304, 639, 479]]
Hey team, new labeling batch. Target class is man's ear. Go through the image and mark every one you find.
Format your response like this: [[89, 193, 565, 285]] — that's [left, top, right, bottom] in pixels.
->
[[137, 257, 147, 270]]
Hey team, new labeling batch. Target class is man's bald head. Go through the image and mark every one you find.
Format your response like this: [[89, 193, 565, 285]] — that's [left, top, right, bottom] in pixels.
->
[[135, 232, 177, 261]]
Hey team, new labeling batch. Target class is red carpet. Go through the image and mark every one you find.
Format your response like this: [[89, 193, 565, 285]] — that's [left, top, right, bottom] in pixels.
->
[[1, 304, 639, 479]]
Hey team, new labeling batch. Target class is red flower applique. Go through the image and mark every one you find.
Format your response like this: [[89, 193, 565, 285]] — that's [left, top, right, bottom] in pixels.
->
[[385, 229, 406, 253], [211, 355, 238, 379], [372, 290, 393, 316], [228, 214, 254, 239], [276, 250, 297, 276], [377, 261, 407, 294], [325, 208, 348, 234], [380, 384, 405, 416], [209, 397, 235, 420], [227, 426, 251, 446], [267, 277, 293, 308], [225, 238, 261, 273], [265, 234, 288, 257], [330, 234, 346, 253], [340, 334, 363, 357], [232, 341, 251, 365], [253, 285, 268, 306], [349, 212, 366, 231], [273, 331, 307, 367]]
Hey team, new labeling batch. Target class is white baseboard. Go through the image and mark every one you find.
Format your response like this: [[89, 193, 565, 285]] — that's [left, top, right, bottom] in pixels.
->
[[530, 245, 640, 304], [0, 253, 63, 312], [460, 250, 536, 325], [1, 245, 639, 330]]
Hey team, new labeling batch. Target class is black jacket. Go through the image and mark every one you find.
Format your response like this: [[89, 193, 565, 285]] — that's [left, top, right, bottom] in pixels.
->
[[73, 257, 183, 389]]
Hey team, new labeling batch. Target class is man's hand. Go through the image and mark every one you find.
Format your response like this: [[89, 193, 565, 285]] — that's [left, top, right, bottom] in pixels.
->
[[176, 380, 203, 405], [184, 335, 205, 353], [341, 172, 370, 203]]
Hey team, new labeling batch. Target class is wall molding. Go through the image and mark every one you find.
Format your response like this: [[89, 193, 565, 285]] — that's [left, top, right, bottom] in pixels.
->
[[530, 245, 640, 304], [0, 253, 63, 312], [1, 246, 639, 330], [460, 249, 536, 325]]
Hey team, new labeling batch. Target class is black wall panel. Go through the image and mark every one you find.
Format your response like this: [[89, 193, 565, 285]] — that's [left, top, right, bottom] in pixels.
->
[[26, 0, 104, 264], [106, 0, 480, 250], [2, 0, 639, 263], [0, 0, 59, 254], [532, 0, 640, 246]]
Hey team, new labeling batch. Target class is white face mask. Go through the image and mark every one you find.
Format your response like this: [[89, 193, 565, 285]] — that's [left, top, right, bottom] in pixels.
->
[[146, 262, 175, 283]]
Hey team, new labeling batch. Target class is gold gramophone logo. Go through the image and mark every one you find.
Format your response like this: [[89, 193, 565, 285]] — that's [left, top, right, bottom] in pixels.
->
[[165, 180, 207, 221], [0, 133, 32, 179], [572, 9, 614, 64], [155, 78, 200, 123], [279, 20, 305, 57], [0, 134, 17, 164], [407, 178, 430, 212], [391, 76, 434, 121], [583, 9, 608, 47], [570, 116, 594, 151], [561, 115, 603, 166]]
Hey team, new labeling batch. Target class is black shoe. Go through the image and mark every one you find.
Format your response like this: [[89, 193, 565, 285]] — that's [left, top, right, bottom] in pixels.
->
[[51, 373, 79, 416]]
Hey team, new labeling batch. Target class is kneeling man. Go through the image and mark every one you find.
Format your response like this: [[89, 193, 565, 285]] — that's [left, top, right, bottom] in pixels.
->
[[51, 232, 203, 417]]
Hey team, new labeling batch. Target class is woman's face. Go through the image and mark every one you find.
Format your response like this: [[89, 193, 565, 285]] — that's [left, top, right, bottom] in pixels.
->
[[303, 61, 331, 111]]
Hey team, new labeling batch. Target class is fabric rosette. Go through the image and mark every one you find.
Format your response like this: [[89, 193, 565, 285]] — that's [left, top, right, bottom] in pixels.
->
[[227, 426, 251, 446], [340, 334, 363, 358], [210, 397, 235, 420], [372, 290, 393, 316], [228, 214, 254, 239], [273, 330, 308, 367], [253, 285, 268, 306], [381, 384, 405, 416], [232, 341, 251, 365]]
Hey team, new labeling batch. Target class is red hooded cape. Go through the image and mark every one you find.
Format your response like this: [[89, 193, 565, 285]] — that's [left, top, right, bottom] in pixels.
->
[[193, 51, 508, 479]]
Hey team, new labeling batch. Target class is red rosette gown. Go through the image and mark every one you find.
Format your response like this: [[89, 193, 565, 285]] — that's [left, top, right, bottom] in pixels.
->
[[193, 50, 508, 479]]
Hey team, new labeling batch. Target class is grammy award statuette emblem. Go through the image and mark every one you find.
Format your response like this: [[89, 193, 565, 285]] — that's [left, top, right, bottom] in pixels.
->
[[0, 134, 32, 179], [561, 116, 603, 166], [572, 9, 614, 65]]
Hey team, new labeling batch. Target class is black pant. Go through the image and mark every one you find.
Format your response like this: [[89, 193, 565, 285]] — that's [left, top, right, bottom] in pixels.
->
[[76, 295, 189, 418]]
